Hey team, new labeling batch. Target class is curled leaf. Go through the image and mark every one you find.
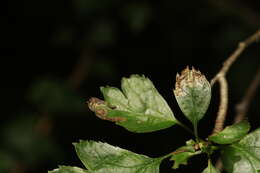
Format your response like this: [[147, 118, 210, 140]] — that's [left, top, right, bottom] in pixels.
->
[[174, 67, 211, 127]]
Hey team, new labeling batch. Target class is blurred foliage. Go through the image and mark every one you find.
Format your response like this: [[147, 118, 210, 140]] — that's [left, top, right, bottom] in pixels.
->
[[2, 0, 260, 173], [27, 78, 84, 114]]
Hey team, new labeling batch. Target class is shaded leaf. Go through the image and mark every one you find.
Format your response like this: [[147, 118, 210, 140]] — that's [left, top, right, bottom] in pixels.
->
[[221, 128, 260, 173], [202, 160, 220, 173], [48, 166, 88, 173], [74, 140, 162, 173], [88, 74, 178, 133], [209, 121, 250, 144], [174, 67, 211, 127]]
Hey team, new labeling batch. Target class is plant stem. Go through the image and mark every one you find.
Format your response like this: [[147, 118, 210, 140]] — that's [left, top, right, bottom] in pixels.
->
[[193, 123, 199, 143], [211, 29, 260, 134], [177, 121, 194, 136]]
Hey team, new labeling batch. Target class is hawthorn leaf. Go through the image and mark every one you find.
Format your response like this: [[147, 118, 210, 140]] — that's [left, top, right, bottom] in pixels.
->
[[170, 139, 201, 169], [208, 121, 250, 144], [202, 160, 220, 173], [221, 128, 260, 173], [74, 140, 162, 173], [173, 67, 211, 128], [48, 166, 88, 173], [88, 74, 178, 133]]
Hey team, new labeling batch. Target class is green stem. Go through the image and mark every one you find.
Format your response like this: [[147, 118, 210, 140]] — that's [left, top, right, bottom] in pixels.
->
[[177, 121, 194, 136], [193, 123, 199, 143]]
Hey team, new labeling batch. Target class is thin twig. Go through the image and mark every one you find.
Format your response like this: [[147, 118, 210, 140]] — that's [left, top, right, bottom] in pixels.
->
[[234, 67, 260, 123], [212, 76, 228, 134], [211, 29, 260, 134], [211, 30, 260, 86]]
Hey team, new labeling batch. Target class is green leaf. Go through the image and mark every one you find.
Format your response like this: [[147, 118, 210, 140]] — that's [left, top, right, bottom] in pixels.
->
[[48, 166, 88, 173], [88, 74, 178, 133], [221, 128, 260, 173], [74, 140, 162, 173], [202, 160, 220, 173], [170, 139, 201, 169], [173, 67, 211, 128], [208, 121, 250, 144]]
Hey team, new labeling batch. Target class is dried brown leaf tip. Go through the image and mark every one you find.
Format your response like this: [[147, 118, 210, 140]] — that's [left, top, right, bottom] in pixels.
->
[[174, 66, 210, 97], [87, 97, 126, 122]]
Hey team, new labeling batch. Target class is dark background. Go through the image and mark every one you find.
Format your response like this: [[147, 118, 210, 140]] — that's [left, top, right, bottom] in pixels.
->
[[1, 0, 260, 173]]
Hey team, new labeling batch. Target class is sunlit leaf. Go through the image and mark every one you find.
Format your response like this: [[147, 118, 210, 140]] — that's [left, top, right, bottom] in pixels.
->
[[88, 74, 178, 133], [74, 140, 162, 173]]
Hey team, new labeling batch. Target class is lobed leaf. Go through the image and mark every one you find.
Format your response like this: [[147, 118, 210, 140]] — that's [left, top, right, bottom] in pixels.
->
[[208, 121, 250, 144], [221, 128, 260, 173], [88, 74, 178, 133], [74, 140, 162, 173], [170, 139, 201, 169]]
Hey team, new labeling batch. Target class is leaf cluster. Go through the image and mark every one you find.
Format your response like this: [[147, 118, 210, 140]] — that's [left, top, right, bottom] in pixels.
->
[[49, 67, 260, 173]]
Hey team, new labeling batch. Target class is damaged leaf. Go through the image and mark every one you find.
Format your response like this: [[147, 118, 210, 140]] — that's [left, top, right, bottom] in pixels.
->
[[88, 74, 178, 133], [170, 139, 201, 169], [173, 67, 211, 130]]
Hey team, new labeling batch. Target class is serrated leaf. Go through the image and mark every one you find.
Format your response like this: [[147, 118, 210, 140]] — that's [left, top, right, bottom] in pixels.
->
[[208, 121, 250, 144], [170, 140, 200, 169], [173, 67, 211, 128], [88, 74, 178, 133], [170, 151, 195, 169], [48, 166, 88, 173], [74, 140, 162, 173], [221, 128, 260, 173], [202, 160, 220, 173]]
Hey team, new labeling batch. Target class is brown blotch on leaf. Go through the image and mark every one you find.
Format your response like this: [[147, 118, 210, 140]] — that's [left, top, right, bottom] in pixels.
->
[[87, 97, 126, 123]]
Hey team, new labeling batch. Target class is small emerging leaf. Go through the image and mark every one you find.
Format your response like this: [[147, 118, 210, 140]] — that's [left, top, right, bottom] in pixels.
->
[[202, 160, 220, 173], [209, 121, 250, 144], [74, 140, 162, 173], [170, 139, 200, 169], [221, 128, 260, 173], [48, 166, 88, 173], [173, 67, 211, 127], [88, 74, 178, 133]]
